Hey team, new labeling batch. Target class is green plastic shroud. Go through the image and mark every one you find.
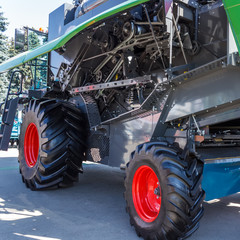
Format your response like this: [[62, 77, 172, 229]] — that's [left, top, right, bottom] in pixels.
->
[[0, 0, 149, 73], [223, 0, 240, 53]]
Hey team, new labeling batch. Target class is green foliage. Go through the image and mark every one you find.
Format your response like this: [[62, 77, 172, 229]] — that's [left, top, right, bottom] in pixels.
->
[[8, 39, 32, 92], [0, 7, 9, 103], [0, 7, 8, 63], [0, 72, 8, 103], [27, 32, 47, 89], [0, 8, 48, 103], [28, 31, 40, 50], [6, 32, 45, 93], [0, 6, 8, 32]]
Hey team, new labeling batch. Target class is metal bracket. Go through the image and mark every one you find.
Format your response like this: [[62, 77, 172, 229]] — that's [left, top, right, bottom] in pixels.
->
[[143, 5, 166, 69], [186, 116, 196, 154], [70, 75, 151, 94], [192, 114, 201, 135]]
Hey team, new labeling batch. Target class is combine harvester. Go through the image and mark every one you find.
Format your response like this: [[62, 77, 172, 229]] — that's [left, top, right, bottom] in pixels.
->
[[0, 0, 240, 239]]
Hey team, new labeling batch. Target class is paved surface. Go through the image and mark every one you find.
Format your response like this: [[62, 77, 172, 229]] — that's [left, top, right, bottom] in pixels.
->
[[0, 149, 239, 240]]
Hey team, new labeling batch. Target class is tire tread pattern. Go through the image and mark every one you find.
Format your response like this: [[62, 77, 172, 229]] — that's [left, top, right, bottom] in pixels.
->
[[124, 141, 205, 240], [19, 99, 87, 190]]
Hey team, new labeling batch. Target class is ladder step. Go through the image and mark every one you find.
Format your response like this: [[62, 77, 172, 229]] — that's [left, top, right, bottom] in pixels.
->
[[0, 97, 19, 151]]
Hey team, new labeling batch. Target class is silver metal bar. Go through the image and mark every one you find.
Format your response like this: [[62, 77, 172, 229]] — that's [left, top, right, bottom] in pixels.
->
[[95, 58, 124, 98], [93, 23, 135, 75], [204, 157, 240, 164], [192, 114, 201, 135], [105, 59, 123, 83], [83, 33, 158, 63], [93, 55, 113, 75], [85, 38, 153, 62], [169, 14, 173, 68], [143, 5, 166, 68], [70, 76, 151, 94], [172, 14, 188, 64], [134, 21, 164, 26]]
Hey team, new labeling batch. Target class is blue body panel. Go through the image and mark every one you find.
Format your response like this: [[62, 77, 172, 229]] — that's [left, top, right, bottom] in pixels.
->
[[202, 160, 240, 201], [11, 118, 21, 140]]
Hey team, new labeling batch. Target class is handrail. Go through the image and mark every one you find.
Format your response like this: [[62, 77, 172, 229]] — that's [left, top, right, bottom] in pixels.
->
[[1, 70, 24, 124]]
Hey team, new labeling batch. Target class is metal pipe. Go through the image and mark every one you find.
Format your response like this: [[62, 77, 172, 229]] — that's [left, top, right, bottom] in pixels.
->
[[143, 5, 166, 69], [172, 14, 188, 64]]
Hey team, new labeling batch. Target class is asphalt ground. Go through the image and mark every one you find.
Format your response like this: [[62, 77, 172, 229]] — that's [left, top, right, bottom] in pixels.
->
[[0, 149, 239, 240]]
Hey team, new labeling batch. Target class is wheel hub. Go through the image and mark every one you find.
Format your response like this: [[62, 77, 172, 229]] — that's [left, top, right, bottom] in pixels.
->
[[24, 123, 39, 168], [132, 165, 162, 222]]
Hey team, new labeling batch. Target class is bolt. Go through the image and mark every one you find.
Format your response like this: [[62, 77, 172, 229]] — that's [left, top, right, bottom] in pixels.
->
[[154, 186, 160, 196]]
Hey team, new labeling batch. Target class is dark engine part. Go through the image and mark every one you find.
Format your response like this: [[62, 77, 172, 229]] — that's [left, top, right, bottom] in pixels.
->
[[53, 0, 228, 126]]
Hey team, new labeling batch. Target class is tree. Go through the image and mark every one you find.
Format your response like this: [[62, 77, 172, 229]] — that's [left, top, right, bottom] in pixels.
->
[[0, 7, 8, 61], [0, 6, 9, 103], [27, 31, 48, 89], [28, 31, 40, 50], [6, 31, 40, 93], [0, 20, 47, 103], [7, 39, 31, 93], [8, 37, 17, 58]]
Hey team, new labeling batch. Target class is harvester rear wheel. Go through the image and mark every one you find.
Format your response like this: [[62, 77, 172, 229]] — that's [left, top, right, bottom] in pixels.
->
[[19, 99, 87, 190], [124, 142, 205, 240]]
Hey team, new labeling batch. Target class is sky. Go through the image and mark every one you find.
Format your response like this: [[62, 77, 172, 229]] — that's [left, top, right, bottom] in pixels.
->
[[0, 0, 72, 38]]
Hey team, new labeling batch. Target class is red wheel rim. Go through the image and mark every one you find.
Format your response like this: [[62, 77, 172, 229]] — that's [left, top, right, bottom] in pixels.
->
[[132, 165, 161, 222], [24, 123, 39, 168]]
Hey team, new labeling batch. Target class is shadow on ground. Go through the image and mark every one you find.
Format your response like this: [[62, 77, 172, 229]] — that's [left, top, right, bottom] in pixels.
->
[[0, 150, 239, 240]]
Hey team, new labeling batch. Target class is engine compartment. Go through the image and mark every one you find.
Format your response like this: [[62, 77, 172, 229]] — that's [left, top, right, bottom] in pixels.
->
[[48, 0, 227, 123]]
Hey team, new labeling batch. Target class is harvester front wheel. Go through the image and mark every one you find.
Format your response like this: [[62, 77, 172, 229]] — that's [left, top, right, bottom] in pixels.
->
[[19, 99, 87, 190], [124, 142, 205, 240]]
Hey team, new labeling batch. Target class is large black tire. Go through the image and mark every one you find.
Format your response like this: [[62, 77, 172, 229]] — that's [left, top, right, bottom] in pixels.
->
[[124, 142, 205, 240], [19, 99, 87, 190]]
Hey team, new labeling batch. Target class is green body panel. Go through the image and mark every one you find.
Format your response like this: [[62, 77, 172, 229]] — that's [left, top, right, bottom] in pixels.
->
[[0, 0, 149, 73], [223, 0, 240, 53]]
